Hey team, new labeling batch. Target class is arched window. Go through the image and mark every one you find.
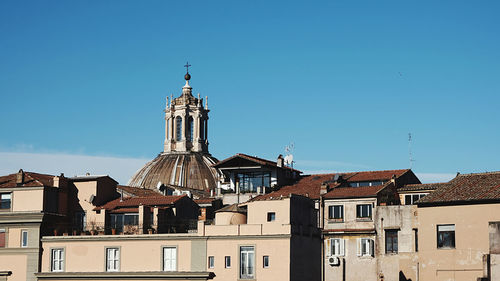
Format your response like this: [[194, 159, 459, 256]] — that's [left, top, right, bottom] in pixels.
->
[[187, 117, 194, 142], [176, 116, 182, 141], [166, 118, 170, 139], [200, 118, 204, 140]]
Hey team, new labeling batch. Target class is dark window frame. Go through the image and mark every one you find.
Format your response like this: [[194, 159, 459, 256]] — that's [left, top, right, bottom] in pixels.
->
[[385, 230, 398, 254], [437, 224, 455, 249]]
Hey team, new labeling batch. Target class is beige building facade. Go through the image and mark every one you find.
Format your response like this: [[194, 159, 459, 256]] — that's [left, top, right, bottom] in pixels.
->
[[35, 195, 320, 281]]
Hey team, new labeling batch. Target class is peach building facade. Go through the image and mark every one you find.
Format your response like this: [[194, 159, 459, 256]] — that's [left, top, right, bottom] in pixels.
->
[[37, 195, 321, 281]]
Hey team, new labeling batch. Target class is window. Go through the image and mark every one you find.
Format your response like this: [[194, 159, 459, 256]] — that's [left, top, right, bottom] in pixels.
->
[[0, 193, 11, 209], [267, 212, 275, 222], [208, 256, 214, 269], [263, 255, 269, 268], [357, 238, 374, 257], [110, 213, 139, 233], [240, 246, 255, 279], [356, 204, 372, 219], [437, 224, 455, 248], [328, 205, 344, 221], [385, 230, 398, 254], [74, 212, 86, 231], [349, 181, 384, 187], [236, 172, 271, 192], [163, 247, 177, 271], [414, 229, 418, 252], [176, 116, 182, 141], [51, 248, 64, 272], [21, 230, 28, 247], [224, 256, 231, 268], [404, 193, 428, 205], [187, 117, 194, 142], [106, 248, 120, 272], [329, 238, 345, 256], [0, 229, 5, 248]]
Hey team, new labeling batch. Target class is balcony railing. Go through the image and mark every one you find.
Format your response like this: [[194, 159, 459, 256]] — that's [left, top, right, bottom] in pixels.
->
[[49, 219, 199, 236]]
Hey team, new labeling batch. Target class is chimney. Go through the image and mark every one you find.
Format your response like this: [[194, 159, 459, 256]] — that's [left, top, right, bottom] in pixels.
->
[[277, 154, 284, 168], [16, 169, 25, 186], [320, 183, 329, 195], [53, 176, 60, 188]]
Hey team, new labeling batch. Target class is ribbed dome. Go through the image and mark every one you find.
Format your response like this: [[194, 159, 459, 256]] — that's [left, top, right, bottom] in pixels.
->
[[128, 152, 219, 191]]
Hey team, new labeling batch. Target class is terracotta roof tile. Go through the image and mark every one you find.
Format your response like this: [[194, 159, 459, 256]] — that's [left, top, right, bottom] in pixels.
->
[[0, 170, 55, 188], [398, 182, 446, 192], [214, 153, 301, 173], [117, 185, 160, 197], [194, 198, 216, 204], [251, 169, 409, 201], [95, 195, 186, 211], [323, 183, 389, 199], [417, 171, 500, 205]]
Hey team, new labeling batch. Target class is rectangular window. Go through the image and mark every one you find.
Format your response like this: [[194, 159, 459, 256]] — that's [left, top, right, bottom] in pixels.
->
[[437, 224, 455, 249], [225, 256, 231, 268], [74, 212, 86, 231], [240, 246, 255, 279], [0, 229, 5, 248], [21, 230, 28, 247], [328, 205, 344, 221], [267, 212, 275, 222], [357, 238, 374, 257], [330, 238, 345, 256], [236, 172, 271, 193], [263, 255, 269, 268], [0, 193, 11, 209], [106, 248, 120, 272], [356, 204, 372, 219], [51, 248, 64, 272], [208, 256, 214, 269], [163, 247, 177, 271], [405, 193, 428, 205], [385, 230, 398, 254], [414, 229, 419, 252]]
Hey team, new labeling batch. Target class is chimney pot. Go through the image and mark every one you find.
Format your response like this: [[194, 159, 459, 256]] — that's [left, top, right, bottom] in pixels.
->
[[16, 169, 24, 185]]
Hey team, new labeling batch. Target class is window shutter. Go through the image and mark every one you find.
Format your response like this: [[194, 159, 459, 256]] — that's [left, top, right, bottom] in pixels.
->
[[357, 238, 362, 256], [325, 238, 331, 257], [340, 239, 345, 256], [369, 239, 374, 257]]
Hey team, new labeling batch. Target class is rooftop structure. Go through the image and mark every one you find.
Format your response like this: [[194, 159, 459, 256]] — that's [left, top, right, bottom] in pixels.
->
[[128, 69, 221, 193]]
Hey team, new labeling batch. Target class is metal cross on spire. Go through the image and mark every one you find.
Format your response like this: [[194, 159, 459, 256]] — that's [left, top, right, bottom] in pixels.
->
[[184, 61, 192, 74]]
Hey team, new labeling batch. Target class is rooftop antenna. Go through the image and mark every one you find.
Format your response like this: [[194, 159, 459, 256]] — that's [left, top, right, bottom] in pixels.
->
[[408, 133, 415, 169], [284, 142, 295, 169]]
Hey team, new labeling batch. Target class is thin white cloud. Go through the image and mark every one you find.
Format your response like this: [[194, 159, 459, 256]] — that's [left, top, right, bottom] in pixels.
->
[[296, 159, 371, 169], [0, 152, 148, 185], [415, 173, 456, 184]]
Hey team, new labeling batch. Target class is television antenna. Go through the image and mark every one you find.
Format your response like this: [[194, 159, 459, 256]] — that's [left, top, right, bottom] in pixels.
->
[[408, 133, 415, 169], [284, 142, 295, 169]]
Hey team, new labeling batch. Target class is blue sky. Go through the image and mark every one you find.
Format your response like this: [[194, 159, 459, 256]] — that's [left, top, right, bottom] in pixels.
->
[[1, 1, 499, 184]]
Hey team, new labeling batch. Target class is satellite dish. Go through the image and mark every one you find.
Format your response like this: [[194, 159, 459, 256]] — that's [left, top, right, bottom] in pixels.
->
[[157, 181, 163, 190], [89, 194, 95, 204], [284, 154, 294, 165]]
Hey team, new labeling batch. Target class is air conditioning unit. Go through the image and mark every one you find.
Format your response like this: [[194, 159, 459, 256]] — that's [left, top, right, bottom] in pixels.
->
[[328, 256, 340, 266]]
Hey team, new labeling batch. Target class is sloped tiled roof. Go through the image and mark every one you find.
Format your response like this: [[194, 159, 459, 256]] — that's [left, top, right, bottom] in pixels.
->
[[417, 171, 500, 205], [117, 185, 160, 197], [0, 170, 55, 188], [194, 198, 216, 205], [251, 169, 409, 201], [398, 182, 446, 192], [323, 182, 391, 199], [214, 153, 301, 173], [95, 195, 186, 211]]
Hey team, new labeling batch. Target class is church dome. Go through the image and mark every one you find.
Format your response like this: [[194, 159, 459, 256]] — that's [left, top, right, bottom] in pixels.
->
[[128, 67, 220, 192], [128, 152, 219, 191]]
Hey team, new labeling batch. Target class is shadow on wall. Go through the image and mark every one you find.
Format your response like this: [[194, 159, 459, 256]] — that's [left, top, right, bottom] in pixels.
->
[[399, 271, 412, 281]]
